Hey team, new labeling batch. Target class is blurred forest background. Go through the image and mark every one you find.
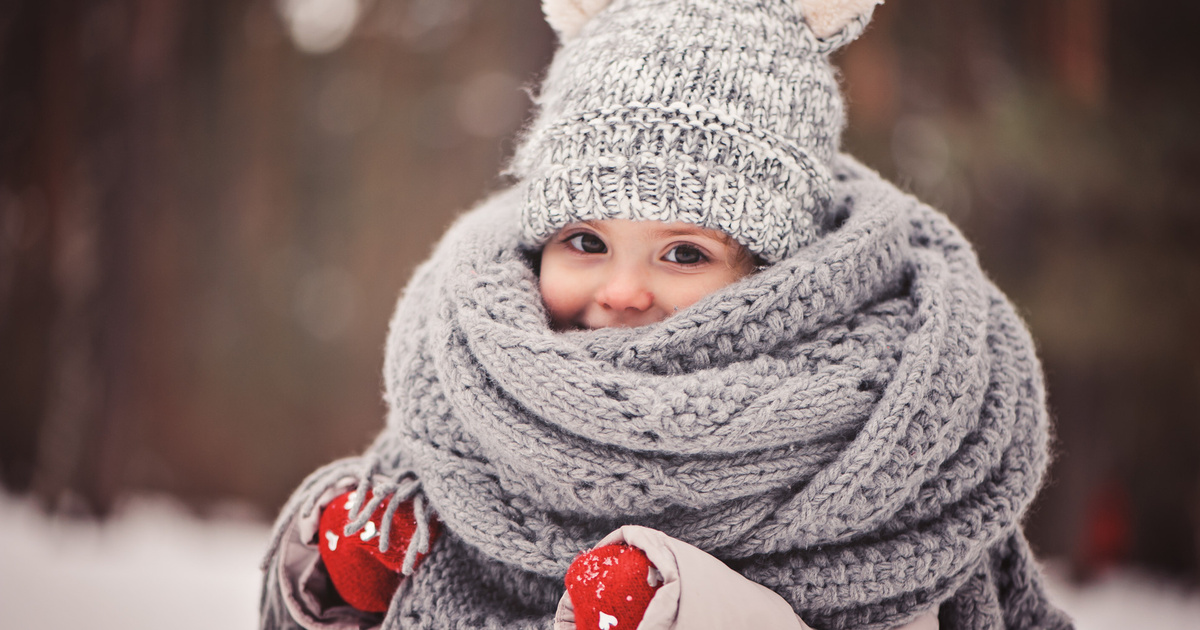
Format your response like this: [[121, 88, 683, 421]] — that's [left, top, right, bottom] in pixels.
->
[[1, 0, 1197, 585]]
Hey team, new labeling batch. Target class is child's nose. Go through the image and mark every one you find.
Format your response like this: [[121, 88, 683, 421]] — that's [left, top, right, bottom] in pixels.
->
[[596, 267, 653, 312]]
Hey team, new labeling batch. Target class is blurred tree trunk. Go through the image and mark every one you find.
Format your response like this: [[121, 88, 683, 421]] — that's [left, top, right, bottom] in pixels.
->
[[0, 0, 190, 515], [0, 1, 58, 497], [27, 0, 102, 512]]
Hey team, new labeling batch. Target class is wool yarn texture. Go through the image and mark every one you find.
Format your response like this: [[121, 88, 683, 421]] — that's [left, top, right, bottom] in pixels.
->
[[260, 156, 1072, 630], [512, 0, 877, 263]]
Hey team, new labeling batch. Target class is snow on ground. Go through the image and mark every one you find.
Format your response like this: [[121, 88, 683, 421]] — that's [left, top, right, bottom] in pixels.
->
[[0, 493, 267, 629], [1044, 563, 1200, 630], [2, 492, 1199, 629]]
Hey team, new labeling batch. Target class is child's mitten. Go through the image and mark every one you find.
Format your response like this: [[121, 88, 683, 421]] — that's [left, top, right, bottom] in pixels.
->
[[317, 489, 439, 613], [565, 543, 663, 630]]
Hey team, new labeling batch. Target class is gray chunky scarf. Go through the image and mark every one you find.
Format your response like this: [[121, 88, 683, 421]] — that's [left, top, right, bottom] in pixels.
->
[[261, 156, 1072, 630]]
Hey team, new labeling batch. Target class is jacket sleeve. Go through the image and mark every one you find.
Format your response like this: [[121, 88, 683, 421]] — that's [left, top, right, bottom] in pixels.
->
[[554, 526, 938, 630], [261, 478, 387, 630]]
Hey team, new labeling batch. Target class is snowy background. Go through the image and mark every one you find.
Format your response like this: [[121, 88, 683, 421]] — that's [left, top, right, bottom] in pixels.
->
[[2, 493, 1198, 630]]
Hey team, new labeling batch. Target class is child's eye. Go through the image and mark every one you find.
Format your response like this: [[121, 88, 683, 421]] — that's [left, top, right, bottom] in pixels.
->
[[567, 232, 607, 254], [663, 244, 707, 265]]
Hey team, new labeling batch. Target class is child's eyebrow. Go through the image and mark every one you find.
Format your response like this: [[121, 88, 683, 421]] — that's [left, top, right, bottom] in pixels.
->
[[650, 225, 723, 240]]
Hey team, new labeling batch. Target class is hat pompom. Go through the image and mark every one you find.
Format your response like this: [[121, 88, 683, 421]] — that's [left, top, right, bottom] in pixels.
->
[[543, 0, 615, 41], [796, 0, 882, 40]]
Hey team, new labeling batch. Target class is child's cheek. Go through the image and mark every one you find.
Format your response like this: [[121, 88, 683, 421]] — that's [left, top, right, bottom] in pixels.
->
[[539, 270, 587, 329]]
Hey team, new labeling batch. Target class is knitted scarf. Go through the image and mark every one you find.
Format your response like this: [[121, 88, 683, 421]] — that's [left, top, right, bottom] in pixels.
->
[[261, 156, 1072, 630]]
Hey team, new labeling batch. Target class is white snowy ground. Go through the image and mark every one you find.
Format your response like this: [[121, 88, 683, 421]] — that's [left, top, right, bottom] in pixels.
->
[[2, 493, 1199, 630]]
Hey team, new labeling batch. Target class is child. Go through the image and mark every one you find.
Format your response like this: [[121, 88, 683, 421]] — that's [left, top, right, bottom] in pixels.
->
[[260, 1, 1073, 629]]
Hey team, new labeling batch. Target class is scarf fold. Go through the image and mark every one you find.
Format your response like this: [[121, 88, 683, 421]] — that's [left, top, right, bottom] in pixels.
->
[[262, 156, 1071, 630]]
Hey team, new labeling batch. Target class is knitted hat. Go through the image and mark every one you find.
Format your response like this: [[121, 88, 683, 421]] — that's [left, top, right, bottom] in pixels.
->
[[511, 0, 882, 263]]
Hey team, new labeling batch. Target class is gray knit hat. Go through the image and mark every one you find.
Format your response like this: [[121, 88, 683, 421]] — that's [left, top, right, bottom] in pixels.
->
[[511, 0, 882, 263]]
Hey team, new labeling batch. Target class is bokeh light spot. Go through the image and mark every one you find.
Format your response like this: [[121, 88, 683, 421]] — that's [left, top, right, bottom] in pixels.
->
[[276, 0, 361, 55]]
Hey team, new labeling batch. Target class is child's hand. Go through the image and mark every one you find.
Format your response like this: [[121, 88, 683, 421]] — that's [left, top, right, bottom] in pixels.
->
[[564, 543, 662, 630], [556, 526, 822, 630], [317, 489, 439, 612]]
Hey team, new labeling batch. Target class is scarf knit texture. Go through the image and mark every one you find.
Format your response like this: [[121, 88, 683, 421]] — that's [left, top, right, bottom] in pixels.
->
[[261, 156, 1073, 630]]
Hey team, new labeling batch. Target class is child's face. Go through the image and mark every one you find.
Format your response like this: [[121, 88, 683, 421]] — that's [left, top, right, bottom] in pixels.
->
[[539, 220, 755, 330]]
